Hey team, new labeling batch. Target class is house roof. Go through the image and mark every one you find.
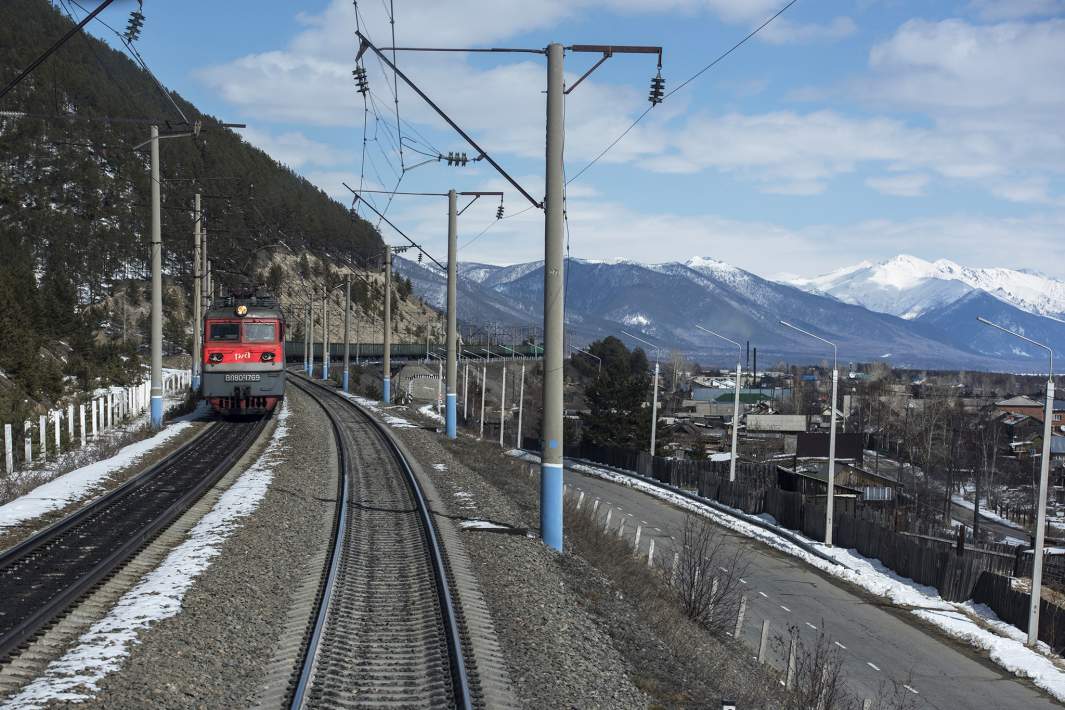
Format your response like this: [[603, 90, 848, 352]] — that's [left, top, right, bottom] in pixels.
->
[[997, 395, 1042, 408]]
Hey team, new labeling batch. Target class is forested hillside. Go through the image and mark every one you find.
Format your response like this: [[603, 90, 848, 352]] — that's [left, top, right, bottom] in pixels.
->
[[0, 0, 384, 419]]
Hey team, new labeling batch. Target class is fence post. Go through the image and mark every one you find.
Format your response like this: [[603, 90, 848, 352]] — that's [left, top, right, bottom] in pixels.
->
[[576, 491, 585, 511], [79, 404, 86, 447], [23, 421, 32, 464], [617, 518, 626, 539], [758, 619, 770, 664], [4, 424, 12, 475], [91, 401, 98, 438], [603, 507, 613, 533], [592, 499, 600, 518], [53, 411, 60, 453], [67, 404, 74, 442], [734, 595, 747, 638], [39, 415, 46, 459], [634, 524, 642, 553], [647, 538, 656, 568], [785, 634, 797, 688]]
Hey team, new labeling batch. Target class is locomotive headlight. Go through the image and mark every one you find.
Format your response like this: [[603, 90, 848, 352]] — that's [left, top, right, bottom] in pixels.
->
[[208, 352, 223, 363], [235, 304, 248, 317], [260, 352, 275, 362]]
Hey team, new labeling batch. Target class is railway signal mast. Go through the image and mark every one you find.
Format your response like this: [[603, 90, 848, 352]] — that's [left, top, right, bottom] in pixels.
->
[[356, 32, 662, 551]]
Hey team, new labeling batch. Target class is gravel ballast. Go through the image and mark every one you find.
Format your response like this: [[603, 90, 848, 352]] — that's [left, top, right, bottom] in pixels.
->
[[76, 387, 337, 709]]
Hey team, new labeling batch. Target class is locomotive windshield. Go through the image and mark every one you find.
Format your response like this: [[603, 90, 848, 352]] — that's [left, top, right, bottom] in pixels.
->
[[209, 322, 240, 341], [244, 322, 276, 342]]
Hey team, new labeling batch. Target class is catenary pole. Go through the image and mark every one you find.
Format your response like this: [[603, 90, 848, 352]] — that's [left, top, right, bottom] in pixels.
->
[[192, 193, 202, 392], [317, 289, 324, 379], [540, 42, 566, 551], [324, 290, 331, 381], [149, 125, 163, 430], [383, 248, 393, 403], [304, 303, 310, 375], [695, 325, 742, 481], [446, 189, 459, 438], [343, 275, 351, 392]]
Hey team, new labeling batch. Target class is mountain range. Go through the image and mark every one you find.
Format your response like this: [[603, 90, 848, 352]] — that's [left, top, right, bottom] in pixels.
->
[[395, 255, 1065, 371]]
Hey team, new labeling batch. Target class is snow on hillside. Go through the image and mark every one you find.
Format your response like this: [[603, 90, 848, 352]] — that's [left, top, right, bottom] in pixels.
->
[[788, 255, 1065, 320]]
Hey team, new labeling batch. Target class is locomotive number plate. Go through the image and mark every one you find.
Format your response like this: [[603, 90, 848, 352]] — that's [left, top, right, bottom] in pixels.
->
[[224, 373, 261, 382]]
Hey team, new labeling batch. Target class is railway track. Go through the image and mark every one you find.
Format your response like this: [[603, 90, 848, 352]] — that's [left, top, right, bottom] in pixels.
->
[[0, 415, 268, 662], [286, 375, 473, 710]]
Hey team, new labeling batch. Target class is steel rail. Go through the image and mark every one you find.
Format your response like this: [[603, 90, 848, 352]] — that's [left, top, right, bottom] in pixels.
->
[[0, 416, 269, 661], [288, 374, 473, 710]]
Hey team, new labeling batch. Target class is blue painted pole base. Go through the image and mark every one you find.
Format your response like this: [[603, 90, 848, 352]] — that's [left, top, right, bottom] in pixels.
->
[[191, 374, 200, 392], [342, 371, 350, 393], [541, 462, 564, 551], [324, 361, 330, 381], [446, 393, 457, 439], [383, 377, 391, 404], [150, 395, 164, 431]]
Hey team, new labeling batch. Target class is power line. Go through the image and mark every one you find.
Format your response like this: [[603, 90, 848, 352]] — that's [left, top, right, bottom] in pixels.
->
[[566, 0, 800, 185]]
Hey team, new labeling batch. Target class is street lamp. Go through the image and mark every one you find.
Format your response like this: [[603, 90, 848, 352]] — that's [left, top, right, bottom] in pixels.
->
[[695, 325, 742, 482], [622, 331, 661, 457], [779, 320, 838, 547], [977, 315, 1054, 648], [568, 344, 602, 377]]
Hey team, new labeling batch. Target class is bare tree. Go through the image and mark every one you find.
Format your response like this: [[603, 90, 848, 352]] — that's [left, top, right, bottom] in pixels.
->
[[675, 514, 751, 634]]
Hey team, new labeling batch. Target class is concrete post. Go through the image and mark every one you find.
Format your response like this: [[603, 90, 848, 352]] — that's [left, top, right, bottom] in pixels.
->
[[323, 290, 331, 381], [734, 595, 747, 639], [79, 404, 86, 447], [92, 400, 98, 438], [53, 410, 60, 452], [463, 361, 469, 420], [499, 360, 506, 447], [304, 303, 311, 375], [730, 361, 741, 481], [786, 634, 797, 689], [343, 275, 351, 393], [23, 421, 32, 464], [437, 359, 443, 415], [479, 361, 487, 440], [826, 367, 838, 546], [650, 358, 660, 456], [4, 424, 11, 474], [446, 189, 458, 439], [540, 41, 566, 551], [383, 248, 392, 404], [647, 538, 655, 568], [516, 362, 525, 449], [149, 124, 164, 430], [39, 414, 46, 458], [1029, 377, 1055, 646], [317, 289, 324, 379], [67, 404, 74, 441], [192, 193, 202, 391], [758, 619, 770, 664]]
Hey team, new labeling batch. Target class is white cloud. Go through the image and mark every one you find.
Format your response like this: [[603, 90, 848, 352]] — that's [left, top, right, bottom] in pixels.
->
[[967, 0, 1065, 21], [758, 16, 857, 44], [239, 128, 350, 168], [866, 173, 929, 197]]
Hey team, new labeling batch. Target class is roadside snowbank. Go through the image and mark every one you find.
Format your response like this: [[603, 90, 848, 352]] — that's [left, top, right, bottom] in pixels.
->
[[511, 450, 1065, 702]]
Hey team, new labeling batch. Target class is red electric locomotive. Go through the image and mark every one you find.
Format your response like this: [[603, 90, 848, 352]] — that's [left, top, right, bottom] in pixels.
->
[[201, 289, 286, 416]]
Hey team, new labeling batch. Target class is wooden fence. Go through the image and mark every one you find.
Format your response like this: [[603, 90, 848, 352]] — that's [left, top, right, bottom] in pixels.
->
[[973, 571, 1065, 653]]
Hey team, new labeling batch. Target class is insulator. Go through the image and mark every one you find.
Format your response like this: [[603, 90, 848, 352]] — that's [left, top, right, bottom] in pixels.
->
[[124, 10, 144, 43], [496, 204, 504, 219], [352, 66, 369, 95], [417, 251, 423, 264], [649, 72, 665, 106], [460, 152, 468, 166]]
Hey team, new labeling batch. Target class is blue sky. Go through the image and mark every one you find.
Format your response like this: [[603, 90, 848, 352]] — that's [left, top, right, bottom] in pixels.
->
[[77, 0, 1065, 278]]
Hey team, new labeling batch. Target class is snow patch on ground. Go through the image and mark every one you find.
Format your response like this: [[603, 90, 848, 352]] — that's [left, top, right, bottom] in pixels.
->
[[0, 422, 194, 530], [2, 403, 291, 708], [510, 450, 1065, 702], [952, 495, 1023, 530], [459, 519, 510, 531], [418, 404, 444, 423], [432, 463, 448, 472], [337, 392, 416, 428]]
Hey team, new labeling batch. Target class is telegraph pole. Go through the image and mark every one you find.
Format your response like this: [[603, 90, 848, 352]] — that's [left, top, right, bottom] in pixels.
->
[[304, 303, 311, 375], [191, 193, 202, 392], [446, 189, 459, 438], [324, 291, 331, 381], [149, 125, 163, 430], [343, 275, 351, 393], [383, 247, 392, 404], [541, 42, 565, 551]]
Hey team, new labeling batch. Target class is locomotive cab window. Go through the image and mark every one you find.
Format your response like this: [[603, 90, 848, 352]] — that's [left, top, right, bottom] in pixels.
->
[[244, 322, 277, 342], [209, 322, 240, 341]]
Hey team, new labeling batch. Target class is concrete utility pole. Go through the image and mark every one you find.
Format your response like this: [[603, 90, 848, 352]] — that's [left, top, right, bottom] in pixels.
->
[[317, 290, 325, 379], [324, 290, 331, 381], [624, 331, 661, 458], [446, 189, 459, 439], [780, 320, 838, 546], [149, 125, 163, 430], [540, 42, 566, 551], [977, 316, 1054, 647], [343, 275, 351, 393], [696, 325, 742, 482], [383, 247, 392, 404], [304, 303, 311, 375], [499, 359, 507, 448], [192, 193, 202, 392]]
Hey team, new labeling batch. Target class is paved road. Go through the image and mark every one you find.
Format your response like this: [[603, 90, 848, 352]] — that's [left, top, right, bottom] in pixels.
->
[[562, 464, 1061, 709]]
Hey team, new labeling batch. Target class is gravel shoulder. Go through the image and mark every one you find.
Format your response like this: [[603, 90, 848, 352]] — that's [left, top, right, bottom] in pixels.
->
[[79, 388, 337, 709]]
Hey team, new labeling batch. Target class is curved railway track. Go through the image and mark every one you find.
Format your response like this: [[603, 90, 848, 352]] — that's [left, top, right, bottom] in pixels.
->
[[0, 415, 268, 662], [287, 376, 473, 710]]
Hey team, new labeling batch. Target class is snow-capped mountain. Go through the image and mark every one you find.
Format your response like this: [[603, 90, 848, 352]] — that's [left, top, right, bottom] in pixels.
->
[[397, 255, 1065, 369], [789, 255, 1065, 320]]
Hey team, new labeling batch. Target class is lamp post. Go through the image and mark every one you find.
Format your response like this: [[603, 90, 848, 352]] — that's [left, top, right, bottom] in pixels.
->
[[696, 325, 742, 482], [622, 331, 661, 457], [780, 320, 838, 547], [568, 344, 602, 378], [977, 315, 1054, 648]]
